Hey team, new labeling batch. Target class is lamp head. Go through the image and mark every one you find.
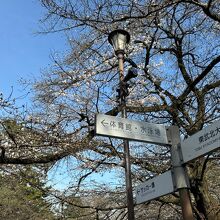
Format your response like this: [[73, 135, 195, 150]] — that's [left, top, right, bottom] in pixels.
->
[[108, 29, 130, 55]]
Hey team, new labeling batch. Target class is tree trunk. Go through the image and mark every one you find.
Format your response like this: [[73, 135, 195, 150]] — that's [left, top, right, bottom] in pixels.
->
[[189, 159, 220, 219]]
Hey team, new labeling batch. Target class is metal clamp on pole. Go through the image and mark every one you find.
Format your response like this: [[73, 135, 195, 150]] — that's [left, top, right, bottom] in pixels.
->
[[171, 146, 190, 190]]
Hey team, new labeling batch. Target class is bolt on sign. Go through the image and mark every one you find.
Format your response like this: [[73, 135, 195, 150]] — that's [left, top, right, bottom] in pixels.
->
[[181, 119, 220, 163], [95, 114, 170, 145]]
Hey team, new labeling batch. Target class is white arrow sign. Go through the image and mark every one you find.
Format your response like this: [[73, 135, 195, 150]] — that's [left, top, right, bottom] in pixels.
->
[[136, 170, 174, 204], [181, 120, 220, 163], [95, 114, 169, 145]]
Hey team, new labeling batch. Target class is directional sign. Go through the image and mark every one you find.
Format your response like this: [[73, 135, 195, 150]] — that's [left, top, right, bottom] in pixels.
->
[[95, 114, 169, 145], [136, 170, 174, 204], [181, 120, 220, 163]]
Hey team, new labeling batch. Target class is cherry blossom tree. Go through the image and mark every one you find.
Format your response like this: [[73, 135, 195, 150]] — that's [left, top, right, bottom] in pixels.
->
[[1, 0, 219, 219]]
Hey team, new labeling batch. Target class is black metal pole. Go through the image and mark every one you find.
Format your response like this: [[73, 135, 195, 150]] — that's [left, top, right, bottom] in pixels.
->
[[117, 52, 135, 220]]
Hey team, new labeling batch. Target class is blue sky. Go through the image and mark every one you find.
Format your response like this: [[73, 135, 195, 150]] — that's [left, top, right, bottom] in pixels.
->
[[47, 156, 123, 191], [0, 1, 122, 191], [0, 0, 68, 188], [0, 0, 66, 103]]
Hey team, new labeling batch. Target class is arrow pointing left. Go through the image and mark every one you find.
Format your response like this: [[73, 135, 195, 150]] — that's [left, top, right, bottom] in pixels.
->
[[101, 119, 108, 127]]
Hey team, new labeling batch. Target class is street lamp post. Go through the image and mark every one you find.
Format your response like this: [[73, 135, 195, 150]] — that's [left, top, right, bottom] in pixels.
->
[[108, 29, 135, 220]]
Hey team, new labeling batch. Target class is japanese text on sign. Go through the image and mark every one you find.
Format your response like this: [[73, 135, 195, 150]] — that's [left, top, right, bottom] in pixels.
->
[[95, 114, 169, 145], [136, 182, 155, 197], [104, 119, 162, 137], [181, 120, 220, 163], [136, 170, 174, 204]]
